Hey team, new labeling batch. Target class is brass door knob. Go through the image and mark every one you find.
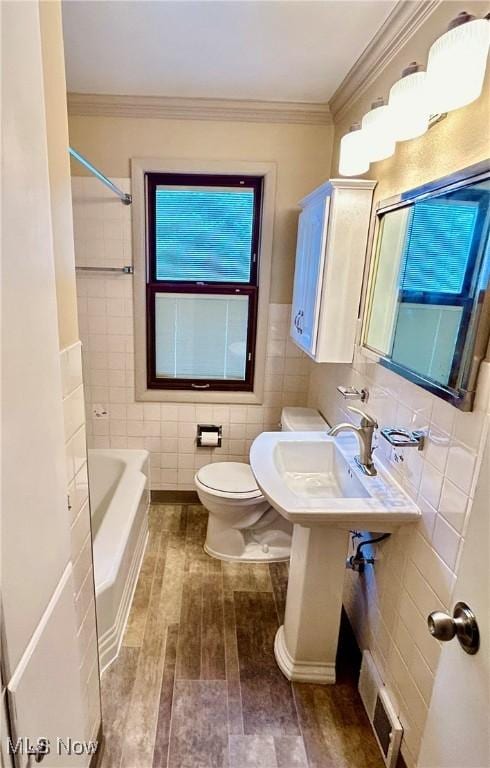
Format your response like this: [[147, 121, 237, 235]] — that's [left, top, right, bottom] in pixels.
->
[[428, 602, 479, 655]]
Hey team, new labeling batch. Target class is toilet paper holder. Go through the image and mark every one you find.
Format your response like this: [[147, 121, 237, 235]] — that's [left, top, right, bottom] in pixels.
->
[[196, 424, 222, 448]]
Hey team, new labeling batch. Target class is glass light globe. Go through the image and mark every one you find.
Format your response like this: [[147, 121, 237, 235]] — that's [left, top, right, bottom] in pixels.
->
[[427, 13, 490, 114], [338, 124, 369, 177], [361, 98, 396, 163], [389, 63, 430, 141]]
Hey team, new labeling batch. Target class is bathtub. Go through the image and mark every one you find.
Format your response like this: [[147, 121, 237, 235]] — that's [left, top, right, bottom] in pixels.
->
[[88, 448, 149, 673]]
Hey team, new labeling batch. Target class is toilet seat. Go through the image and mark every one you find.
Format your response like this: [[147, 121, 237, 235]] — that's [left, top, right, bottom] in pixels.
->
[[196, 462, 263, 500]]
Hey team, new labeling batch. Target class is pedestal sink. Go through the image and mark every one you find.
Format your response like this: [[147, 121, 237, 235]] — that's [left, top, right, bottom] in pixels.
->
[[250, 431, 420, 684]]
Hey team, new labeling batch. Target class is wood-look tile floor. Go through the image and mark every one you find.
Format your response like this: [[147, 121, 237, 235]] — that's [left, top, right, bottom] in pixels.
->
[[99, 504, 384, 768]]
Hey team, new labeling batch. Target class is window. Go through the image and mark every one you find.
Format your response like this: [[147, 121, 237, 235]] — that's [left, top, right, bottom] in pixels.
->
[[146, 173, 263, 391]]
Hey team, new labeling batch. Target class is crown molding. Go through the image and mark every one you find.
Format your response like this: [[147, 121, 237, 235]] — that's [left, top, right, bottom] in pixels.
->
[[67, 92, 332, 126], [329, 0, 442, 122]]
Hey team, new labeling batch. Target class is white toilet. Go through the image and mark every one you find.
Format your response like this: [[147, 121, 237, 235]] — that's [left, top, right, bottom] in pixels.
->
[[194, 407, 327, 562]]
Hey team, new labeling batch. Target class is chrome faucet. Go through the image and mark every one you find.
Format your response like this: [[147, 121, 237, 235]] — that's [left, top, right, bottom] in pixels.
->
[[328, 406, 378, 476]]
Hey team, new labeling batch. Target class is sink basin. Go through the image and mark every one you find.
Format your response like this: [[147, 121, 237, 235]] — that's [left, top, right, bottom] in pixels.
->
[[274, 439, 369, 500], [250, 431, 420, 530]]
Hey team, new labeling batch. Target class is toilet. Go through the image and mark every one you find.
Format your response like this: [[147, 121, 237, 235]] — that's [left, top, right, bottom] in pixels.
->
[[194, 407, 327, 562]]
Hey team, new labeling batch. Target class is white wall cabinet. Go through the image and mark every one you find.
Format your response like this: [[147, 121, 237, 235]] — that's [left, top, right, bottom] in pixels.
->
[[290, 179, 376, 362]]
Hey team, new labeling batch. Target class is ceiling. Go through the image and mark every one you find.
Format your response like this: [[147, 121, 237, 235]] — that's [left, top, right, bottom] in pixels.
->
[[62, 0, 397, 104]]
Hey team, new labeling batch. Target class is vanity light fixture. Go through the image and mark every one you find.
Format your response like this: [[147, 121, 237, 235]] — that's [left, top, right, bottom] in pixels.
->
[[361, 98, 396, 163], [427, 11, 490, 114], [338, 123, 370, 177], [388, 62, 430, 142]]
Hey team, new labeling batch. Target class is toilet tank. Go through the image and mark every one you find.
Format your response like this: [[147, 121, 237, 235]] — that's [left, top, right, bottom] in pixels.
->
[[280, 407, 328, 432]]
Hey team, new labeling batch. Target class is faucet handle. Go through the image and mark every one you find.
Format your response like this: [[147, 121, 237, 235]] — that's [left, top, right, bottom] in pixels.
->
[[347, 406, 378, 429]]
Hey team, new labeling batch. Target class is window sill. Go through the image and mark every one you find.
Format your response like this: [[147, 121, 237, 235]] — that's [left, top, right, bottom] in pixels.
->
[[135, 387, 264, 405]]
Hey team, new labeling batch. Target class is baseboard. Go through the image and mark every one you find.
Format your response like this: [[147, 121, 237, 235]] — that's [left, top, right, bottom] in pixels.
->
[[151, 490, 200, 504]]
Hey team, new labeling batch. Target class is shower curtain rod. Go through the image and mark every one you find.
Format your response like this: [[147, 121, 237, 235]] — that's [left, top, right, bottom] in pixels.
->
[[69, 147, 132, 205]]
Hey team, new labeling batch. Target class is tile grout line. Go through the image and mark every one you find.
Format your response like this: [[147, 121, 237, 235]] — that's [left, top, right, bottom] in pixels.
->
[[199, 562, 204, 681], [220, 563, 232, 768], [290, 683, 310, 768], [149, 623, 169, 763], [165, 505, 189, 768], [130, 528, 163, 652], [231, 586, 246, 744], [125, 523, 169, 768], [150, 529, 174, 761], [111, 531, 167, 768]]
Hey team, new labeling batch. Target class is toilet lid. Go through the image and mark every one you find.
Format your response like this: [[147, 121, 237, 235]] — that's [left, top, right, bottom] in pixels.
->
[[196, 462, 262, 496]]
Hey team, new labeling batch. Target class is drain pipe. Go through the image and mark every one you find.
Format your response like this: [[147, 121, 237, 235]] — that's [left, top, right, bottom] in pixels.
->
[[347, 533, 391, 573]]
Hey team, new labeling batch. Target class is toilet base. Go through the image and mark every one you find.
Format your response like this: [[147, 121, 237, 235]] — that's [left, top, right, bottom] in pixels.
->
[[204, 540, 290, 563], [204, 510, 292, 563]]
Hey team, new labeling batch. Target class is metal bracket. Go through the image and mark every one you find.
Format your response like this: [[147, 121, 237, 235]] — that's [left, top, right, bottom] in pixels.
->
[[337, 386, 369, 403], [380, 427, 425, 451]]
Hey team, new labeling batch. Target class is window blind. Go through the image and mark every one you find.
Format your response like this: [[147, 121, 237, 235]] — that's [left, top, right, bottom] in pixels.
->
[[401, 199, 478, 294], [155, 187, 255, 282], [154, 293, 249, 380]]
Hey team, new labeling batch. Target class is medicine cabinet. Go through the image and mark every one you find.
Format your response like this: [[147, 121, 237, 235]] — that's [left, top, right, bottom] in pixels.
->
[[290, 179, 376, 362], [364, 160, 490, 411]]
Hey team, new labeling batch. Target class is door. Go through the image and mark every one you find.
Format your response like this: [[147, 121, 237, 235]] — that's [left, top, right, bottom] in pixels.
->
[[2, 1, 88, 761], [290, 195, 330, 355], [418, 423, 489, 768], [2, 0, 71, 678]]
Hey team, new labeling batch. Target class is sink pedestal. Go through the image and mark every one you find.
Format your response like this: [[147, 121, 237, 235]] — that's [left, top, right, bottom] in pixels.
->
[[274, 524, 349, 684], [250, 431, 420, 683]]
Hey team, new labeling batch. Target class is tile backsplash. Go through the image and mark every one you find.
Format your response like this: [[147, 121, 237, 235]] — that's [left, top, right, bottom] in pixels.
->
[[308, 348, 490, 767], [72, 177, 310, 490]]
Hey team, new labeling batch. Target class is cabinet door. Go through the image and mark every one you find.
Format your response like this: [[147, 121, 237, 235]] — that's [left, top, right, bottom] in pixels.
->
[[290, 208, 309, 348], [300, 196, 329, 353], [290, 196, 329, 355]]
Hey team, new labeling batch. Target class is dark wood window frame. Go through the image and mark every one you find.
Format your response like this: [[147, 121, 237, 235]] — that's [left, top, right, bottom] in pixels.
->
[[145, 172, 263, 392]]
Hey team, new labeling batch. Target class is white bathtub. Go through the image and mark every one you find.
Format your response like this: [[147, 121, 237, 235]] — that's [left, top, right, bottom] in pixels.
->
[[88, 448, 149, 673]]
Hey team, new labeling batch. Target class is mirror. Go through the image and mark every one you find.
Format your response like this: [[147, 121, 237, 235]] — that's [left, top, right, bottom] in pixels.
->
[[364, 162, 490, 410]]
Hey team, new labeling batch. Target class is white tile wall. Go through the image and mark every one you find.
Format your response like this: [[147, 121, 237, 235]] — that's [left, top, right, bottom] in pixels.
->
[[60, 340, 101, 744], [72, 177, 311, 490], [309, 350, 490, 768]]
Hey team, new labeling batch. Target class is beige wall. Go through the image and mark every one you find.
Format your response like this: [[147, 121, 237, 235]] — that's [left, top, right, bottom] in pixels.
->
[[330, 0, 489, 193], [308, 5, 490, 767], [40, 0, 79, 350], [68, 116, 333, 303]]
